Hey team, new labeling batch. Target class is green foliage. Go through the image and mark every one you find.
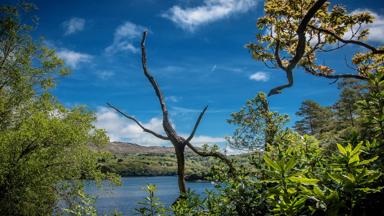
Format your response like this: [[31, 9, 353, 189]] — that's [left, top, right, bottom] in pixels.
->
[[293, 79, 368, 148], [137, 78, 384, 215], [172, 190, 209, 216], [227, 92, 288, 150], [294, 100, 334, 136], [136, 184, 168, 216], [135, 1, 384, 215], [63, 189, 97, 216], [204, 132, 382, 215], [0, 2, 118, 215], [334, 79, 366, 129], [0, 2, 69, 130], [102, 152, 212, 177], [358, 71, 384, 141]]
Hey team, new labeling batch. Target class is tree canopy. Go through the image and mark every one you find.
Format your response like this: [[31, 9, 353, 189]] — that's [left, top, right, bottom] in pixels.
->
[[247, 0, 382, 96]]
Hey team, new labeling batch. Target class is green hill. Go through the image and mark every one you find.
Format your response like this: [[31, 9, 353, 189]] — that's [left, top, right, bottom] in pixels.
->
[[98, 142, 214, 178]]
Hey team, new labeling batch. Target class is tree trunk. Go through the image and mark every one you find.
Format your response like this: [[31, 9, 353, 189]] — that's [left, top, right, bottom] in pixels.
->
[[175, 145, 186, 195]]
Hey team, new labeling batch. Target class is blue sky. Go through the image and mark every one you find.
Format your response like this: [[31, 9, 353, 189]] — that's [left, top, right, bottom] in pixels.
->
[[16, 0, 384, 147]]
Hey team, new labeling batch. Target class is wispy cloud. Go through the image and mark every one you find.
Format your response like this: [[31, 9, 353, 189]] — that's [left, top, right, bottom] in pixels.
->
[[171, 106, 202, 114], [56, 49, 92, 68], [347, 9, 384, 43], [187, 135, 225, 146], [96, 70, 114, 80], [105, 21, 147, 55], [63, 17, 85, 35], [249, 71, 269, 82], [166, 96, 182, 103], [211, 64, 217, 72], [162, 0, 258, 31]]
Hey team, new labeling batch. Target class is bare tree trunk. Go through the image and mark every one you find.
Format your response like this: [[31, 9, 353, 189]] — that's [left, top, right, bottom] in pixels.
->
[[175, 146, 186, 194]]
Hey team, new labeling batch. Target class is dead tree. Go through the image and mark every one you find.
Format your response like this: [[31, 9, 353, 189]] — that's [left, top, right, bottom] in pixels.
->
[[107, 31, 235, 195]]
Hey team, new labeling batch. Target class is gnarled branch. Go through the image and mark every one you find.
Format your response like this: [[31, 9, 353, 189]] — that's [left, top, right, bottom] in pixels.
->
[[268, 70, 294, 96], [268, 0, 327, 96], [288, 0, 328, 71], [274, 40, 284, 69], [106, 103, 169, 140]]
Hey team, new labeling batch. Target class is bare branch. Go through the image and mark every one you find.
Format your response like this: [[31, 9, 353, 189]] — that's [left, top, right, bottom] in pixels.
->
[[106, 103, 169, 140], [140, 31, 178, 139], [308, 25, 384, 54], [140, 31, 169, 118], [185, 106, 208, 143], [185, 141, 236, 175]]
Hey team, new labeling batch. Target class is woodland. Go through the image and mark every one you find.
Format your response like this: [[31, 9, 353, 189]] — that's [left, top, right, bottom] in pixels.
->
[[0, 0, 383, 215]]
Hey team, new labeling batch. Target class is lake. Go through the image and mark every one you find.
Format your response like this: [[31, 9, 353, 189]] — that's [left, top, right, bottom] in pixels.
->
[[85, 176, 214, 215]]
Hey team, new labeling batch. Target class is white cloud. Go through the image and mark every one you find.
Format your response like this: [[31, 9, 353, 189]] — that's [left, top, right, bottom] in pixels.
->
[[105, 21, 147, 55], [56, 49, 92, 68], [162, 0, 258, 31], [95, 107, 167, 146], [95, 107, 226, 147], [249, 71, 269, 82], [347, 9, 384, 43], [188, 135, 225, 146], [63, 17, 85, 35]]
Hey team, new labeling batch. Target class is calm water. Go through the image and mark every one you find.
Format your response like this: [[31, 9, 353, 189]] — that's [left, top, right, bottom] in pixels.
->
[[84, 176, 214, 215]]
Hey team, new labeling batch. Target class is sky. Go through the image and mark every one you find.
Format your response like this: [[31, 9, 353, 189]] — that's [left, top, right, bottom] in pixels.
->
[[10, 0, 384, 149]]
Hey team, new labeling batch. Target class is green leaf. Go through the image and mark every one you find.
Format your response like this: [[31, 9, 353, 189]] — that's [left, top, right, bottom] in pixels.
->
[[285, 158, 296, 173], [293, 197, 307, 208], [313, 186, 325, 199], [350, 142, 363, 157], [337, 144, 347, 155], [288, 176, 319, 185], [287, 188, 297, 194], [328, 173, 343, 184], [345, 144, 352, 153], [264, 155, 280, 171], [360, 156, 379, 165], [348, 154, 360, 164]]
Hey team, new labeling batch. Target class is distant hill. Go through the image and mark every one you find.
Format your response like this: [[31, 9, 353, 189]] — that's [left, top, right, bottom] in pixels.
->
[[98, 142, 244, 178], [103, 141, 196, 155], [98, 142, 209, 177]]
